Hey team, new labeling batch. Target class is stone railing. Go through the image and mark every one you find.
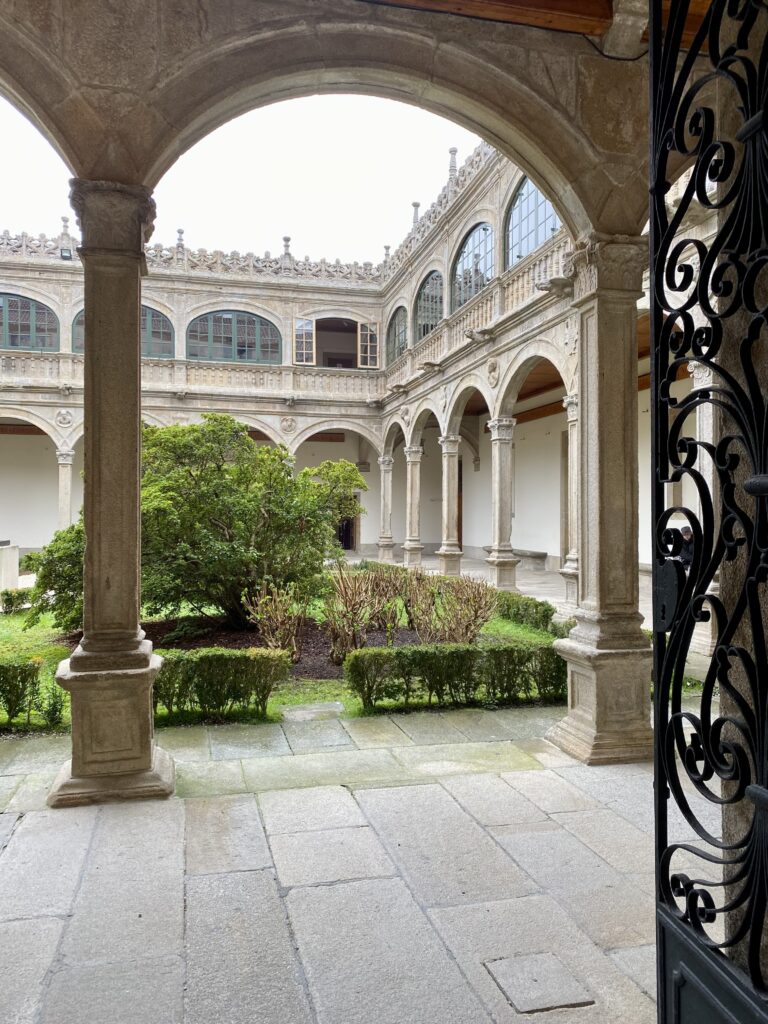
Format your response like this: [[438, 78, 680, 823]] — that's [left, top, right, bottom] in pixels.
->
[[385, 351, 411, 388], [501, 232, 570, 311], [411, 325, 447, 369], [186, 361, 288, 392], [447, 286, 498, 351], [292, 367, 385, 402], [0, 350, 82, 384]]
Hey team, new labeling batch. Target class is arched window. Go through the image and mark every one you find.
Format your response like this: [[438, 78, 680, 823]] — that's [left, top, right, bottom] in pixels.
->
[[73, 305, 174, 357], [505, 177, 561, 268], [186, 311, 281, 364], [451, 223, 494, 311], [0, 294, 59, 351], [386, 307, 408, 365], [413, 271, 443, 341]]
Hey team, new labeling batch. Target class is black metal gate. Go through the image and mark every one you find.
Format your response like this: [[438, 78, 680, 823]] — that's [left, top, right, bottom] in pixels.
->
[[651, 1, 768, 1021]]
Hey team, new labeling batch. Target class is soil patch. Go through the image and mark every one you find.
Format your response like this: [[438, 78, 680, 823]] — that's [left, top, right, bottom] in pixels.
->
[[139, 616, 421, 679]]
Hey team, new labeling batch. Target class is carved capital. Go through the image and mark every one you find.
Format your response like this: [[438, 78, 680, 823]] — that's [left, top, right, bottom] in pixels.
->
[[439, 434, 461, 455], [378, 455, 395, 471], [403, 445, 423, 463], [70, 179, 155, 261], [687, 360, 715, 389], [563, 233, 647, 302], [563, 394, 579, 422], [487, 417, 516, 442], [56, 448, 76, 465]]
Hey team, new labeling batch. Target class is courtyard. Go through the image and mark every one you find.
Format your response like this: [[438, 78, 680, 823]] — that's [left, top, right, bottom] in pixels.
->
[[0, 703, 677, 1024]]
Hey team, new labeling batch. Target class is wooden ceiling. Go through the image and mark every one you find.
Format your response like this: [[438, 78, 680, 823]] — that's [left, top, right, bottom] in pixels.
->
[[360, 0, 708, 43]]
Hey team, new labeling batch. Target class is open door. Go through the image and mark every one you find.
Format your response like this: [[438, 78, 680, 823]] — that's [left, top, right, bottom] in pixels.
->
[[357, 322, 379, 369], [294, 318, 315, 365]]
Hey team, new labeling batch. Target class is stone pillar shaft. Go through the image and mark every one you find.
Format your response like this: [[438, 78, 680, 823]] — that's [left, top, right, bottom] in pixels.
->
[[548, 236, 653, 765], [377, 455, 395, 562], [486, 417, 519, 590], [437, 434, 462, 575], [49, 179, 174, 807], [559, 395, 579, 608], [56, 448, 75, 531], [402, 445, 423, 567]]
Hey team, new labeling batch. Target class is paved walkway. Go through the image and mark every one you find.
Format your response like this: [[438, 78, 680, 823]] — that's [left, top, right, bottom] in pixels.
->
[[0, 704, 718, 1023]]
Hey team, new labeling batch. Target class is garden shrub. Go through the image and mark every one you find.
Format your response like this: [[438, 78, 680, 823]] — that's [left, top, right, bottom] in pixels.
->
[[344, 647, 399, 711], [533, 645, 568, 702], [324, 564, 378, 664], [154, 647, 289, 719], [246, 584, 306, 662], [548, 616, 577, 640], [496, 591, 556, 632], [409, 643, 483, 704], [34, 679, 66, 728], [0, 659, 41, 723], [481, 642, 536, 704], [24, 520, 85, 633], [1, 587, 32, 614]]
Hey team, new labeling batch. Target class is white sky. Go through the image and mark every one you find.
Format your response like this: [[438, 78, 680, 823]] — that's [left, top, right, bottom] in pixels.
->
[[0, 95, 480, 263]]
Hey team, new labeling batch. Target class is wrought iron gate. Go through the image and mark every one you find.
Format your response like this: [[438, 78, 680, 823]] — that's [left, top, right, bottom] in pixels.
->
[[651, 1, 768, 1021]]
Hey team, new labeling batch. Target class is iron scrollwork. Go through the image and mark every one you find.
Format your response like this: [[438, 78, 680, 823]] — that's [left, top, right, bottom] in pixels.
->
[[651, 0, 768, 996]]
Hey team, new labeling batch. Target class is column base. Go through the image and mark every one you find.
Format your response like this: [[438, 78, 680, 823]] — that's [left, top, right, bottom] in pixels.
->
[[437, 549, 462, 575], [377, 539, 396, 563], [546, 636, 653, 765], [559, 565, 579, 611], [402, 543, 423, 568], [486, 553, 520, 591], [47, 746, 175, 807]]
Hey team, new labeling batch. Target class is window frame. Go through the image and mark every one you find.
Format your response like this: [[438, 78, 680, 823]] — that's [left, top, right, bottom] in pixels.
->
[[504, 177, 561, 269], [73, 304, 176, 358], [0, 293, 59, 352], [413, 271, 444, 342], [186, 310, 282, 365], [450, 223, 494, 312], [385, 306, 408, 365]]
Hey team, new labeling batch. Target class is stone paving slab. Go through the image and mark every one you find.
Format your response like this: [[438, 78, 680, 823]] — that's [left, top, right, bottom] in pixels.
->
[[493, 822, 624, 895], [0, 774, 20, 811], [185, 794, 271, 875], [489, 706, 564, 739], [280, 701, 344, 722], [282, 718, 354, 754], [486, 951, 594, 1013], [61, 801, 185, 964], [553, 808, 655, 875], [388, 712, 468, 745], [155, 726, 210, 763], [0, 809, 18, 850], [5, 771, 56, 812], [392, 740, 539, 776], [287, 877, 492, 1024], [429, 893, 656, 1024], [0, 806, 97, 921], [610, 944, 657, 999], [1, 734, 71, 775], [241, 748, 417, 792], [0, 916, 64, 1024], [271, 826, 396, 887], [40, 957, 184, 1024], [440, 773, 547, 827], [442, 709, 517, 742], [502, 768, 600, 812], [513, 736, 581, 768], [209, 723, 290, 761], [258, 784, 366, 834], [176, 760, 246, 798], [557, 884, 657, 949], [340, 716, 413, 748], [185, 871, 313, 1024], [357, 784, 538, 906]]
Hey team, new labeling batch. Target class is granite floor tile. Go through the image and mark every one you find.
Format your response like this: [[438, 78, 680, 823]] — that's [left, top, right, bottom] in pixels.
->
[[340, 716, 413, 748], [282, 719, 353, 754], [208, 723, 290, 761], [271, 826, 395, 887], [392, 741, 539, 777], [440, 773, 546, 826], [185, 793, 271, 875], [258, 784, 366, 834]]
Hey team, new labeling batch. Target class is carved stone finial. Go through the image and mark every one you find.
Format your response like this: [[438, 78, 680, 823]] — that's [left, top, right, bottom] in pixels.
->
[[448, 147, 458, 186], [176, 228, 184, 245], [412, 202, 420, 227], [384, 245, 390, 262], [283, 236, 291, 255]]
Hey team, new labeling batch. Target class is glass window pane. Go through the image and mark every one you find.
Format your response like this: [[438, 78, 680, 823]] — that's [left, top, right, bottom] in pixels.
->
[[186, 311, 282, 364], [386, 306, 408, 365], [451, 223, 494, 312], [505, 177, 561, 268], [0, 294, 59, 352], [414, 272, 444, 341]]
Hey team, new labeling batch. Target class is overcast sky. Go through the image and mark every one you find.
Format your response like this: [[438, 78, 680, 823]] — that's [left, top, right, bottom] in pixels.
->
[[0, 95, 480, 263]]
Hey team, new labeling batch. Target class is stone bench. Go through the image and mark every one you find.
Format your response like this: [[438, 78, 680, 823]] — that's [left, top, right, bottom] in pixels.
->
[[482, 546, 549, 571]]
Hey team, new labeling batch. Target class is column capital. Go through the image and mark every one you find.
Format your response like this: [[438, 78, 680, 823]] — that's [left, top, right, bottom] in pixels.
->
[[377, 455, 395, 470], [687, 359, 715, 389], [487, 417, 516, 442], [403, 445, 423, 463], [56, 448, 76, 465], [562, 393, 579, 422], [70, 179, 155, 261], [563, 233, 647, 303], [438, 434, 461, 454]]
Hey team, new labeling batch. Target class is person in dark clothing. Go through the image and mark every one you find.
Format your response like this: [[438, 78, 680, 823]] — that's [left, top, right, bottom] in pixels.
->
[[679, 525, 694, 570]]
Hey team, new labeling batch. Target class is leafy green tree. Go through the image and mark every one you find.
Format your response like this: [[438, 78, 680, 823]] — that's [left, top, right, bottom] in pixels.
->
[[24, 519, 85, 633]]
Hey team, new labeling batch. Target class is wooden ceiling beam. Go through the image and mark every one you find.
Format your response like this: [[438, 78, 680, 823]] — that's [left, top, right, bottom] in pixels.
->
[[359, 0, 614, 35]]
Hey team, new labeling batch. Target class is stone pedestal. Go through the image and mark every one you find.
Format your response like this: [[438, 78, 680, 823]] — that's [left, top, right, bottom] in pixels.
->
[[0, 544, 19, 590], [486, 417, 519, 591], [558, 395, 579, 610], [48, 179, 174, 808], [547, 237, 653, 765], [436, 434, 462, 575], [377, 455, 395, 563], [56, 448, 75, 530], [402, 445, 424, 568]]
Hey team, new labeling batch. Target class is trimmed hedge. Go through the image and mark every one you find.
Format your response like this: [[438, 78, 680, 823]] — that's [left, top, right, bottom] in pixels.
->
[[0, 659, 41, 723], [344, 637, 566, 712], [154, 647, 290, 720], [1, 587, 32, 615], [496, 591, 556, 632]]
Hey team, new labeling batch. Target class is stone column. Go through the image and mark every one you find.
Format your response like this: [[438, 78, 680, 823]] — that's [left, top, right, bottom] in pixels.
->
[[402, 445, 424, 567], [48, 179, 174, 807], [56, 448, 75, 530], [559, 394, 580, 609], [485, 417, 519, 590], [377, 455, 395, 562], [436, 434, 462, 575], [548, 236, 653, 764]]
